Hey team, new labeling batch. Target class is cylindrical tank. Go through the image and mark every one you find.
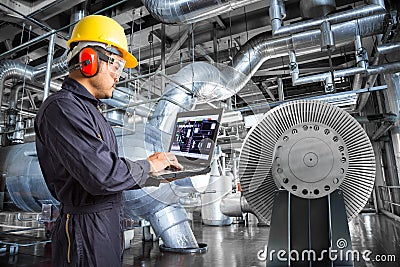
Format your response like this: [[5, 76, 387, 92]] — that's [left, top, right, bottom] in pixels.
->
[[0, 142, 59, 212]]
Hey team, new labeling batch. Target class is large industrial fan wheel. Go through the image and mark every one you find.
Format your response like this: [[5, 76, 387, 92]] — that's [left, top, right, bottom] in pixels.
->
[[238, 100, 376, 222]]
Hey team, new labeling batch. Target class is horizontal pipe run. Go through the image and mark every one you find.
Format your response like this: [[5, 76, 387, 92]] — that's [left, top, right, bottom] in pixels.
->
[[292, 62, 400, 86], [270, 3, 386, 36], [377, 42, 400, 55], [234, 85, 387, 112]]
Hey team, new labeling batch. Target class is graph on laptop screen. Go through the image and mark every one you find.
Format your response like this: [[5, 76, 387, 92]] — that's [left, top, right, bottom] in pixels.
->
[[170, 114, 219, 160]]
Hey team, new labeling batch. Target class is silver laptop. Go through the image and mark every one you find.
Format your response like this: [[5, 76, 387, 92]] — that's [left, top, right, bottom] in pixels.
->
[[152, 108, 223, 179]]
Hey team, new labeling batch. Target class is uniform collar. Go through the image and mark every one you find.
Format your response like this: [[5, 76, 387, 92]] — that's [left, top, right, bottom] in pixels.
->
[[62, 77, 101, 106]]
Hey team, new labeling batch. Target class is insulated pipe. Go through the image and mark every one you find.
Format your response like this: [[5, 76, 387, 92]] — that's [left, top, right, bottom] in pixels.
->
[[12, 84, 45, 110], [201, 159, 232, 226], [229, 14, 386, 91], [277, 77, 284, 101], [0, 61, 36, 111], [376, 42, 400, 55], [355, 35, 384, 112], [269, 0, 385, 36], [289, 62, 400, 86], [300, 0, 336, 19], [141, 0, 263, 24], [352, 35, 367, 91], [220, 191, 269, 225], [0, 60, 63, 111]]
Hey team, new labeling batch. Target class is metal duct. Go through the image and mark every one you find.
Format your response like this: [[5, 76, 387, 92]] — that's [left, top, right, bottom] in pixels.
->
[[146, 62, 246, 154], [0, 2, 388, 250], [123, 178, 206, 248], [228, 13, 386, 92], [269, 0, 385, 36], [0, 55, 67, 111], [201, 159, 232, 226], [377, 42, 400, 55], [0, 142, 59, 212], [300, 0, 336, 19], [141, 0, 262, 24], [220, 191, 269, 224], [0, 60, 36, 111]]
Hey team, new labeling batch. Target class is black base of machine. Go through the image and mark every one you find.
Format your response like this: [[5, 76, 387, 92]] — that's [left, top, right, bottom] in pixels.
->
[[266, 190, 353, 267]]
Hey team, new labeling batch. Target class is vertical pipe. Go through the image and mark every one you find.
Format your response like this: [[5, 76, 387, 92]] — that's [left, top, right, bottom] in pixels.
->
[[201, 158, 232, 226], [161, 24, 166, 93], [43, 31, 55, 101], [269, 0, 283, 35], [289, 51, 299, 85], [277, 77, 284, 101]]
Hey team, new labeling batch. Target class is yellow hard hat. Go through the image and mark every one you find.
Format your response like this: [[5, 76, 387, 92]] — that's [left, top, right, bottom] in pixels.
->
[[67, 15, 138, 68]]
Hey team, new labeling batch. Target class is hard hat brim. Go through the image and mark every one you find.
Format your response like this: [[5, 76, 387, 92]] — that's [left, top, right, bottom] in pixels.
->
[[123, 50, 138, 68]]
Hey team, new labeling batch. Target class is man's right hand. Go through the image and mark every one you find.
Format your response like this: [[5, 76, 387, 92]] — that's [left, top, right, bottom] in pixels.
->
[[146, 152, 183, 174]]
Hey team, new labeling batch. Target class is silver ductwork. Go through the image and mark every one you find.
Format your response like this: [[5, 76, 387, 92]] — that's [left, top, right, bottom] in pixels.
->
[[300, 0, 336, 19], [0, 142, 59, 212], [201, 159, 232, 226], [0, 54, 67, 110], [0, 60, 36, 111], [123, 177, 208, 248], [229, 13, 386, 92], [220, 191, 269, 225], [269, 0, 385, 36], [146, 62, 246, 152], [141, 0, 263, 24]]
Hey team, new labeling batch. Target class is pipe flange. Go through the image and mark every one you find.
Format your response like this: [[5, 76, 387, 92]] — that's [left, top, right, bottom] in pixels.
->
[[273, 123, 348, 199], [159, 243, 208, 254]]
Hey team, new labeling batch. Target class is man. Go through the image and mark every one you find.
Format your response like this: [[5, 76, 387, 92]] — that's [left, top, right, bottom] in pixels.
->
[[34, 15, 182, 266]]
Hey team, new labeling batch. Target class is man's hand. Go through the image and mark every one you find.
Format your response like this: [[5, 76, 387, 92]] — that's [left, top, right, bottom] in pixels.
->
[[147, 152, 183, 174]]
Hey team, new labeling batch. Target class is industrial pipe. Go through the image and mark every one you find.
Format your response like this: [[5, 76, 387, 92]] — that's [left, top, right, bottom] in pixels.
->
[[141, 0, 263, 24], [269, 0, 386, 36]]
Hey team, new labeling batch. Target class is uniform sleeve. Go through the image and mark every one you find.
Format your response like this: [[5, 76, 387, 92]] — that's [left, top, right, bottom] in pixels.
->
[[36, 98, 159, 195]]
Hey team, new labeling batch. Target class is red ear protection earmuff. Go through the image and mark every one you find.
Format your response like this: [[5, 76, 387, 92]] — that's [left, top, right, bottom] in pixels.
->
[[79, 47, 99, 77]]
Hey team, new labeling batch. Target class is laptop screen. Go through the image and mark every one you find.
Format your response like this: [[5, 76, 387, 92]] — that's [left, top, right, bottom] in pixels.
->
[[169, 109, 223, 163]]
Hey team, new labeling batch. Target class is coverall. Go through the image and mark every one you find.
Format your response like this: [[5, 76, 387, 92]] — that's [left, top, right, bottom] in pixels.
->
[[35, 77, 159, 266]]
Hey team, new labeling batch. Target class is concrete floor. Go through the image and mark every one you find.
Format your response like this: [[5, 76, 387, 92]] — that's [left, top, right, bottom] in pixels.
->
[[0, 212, 399, 266]]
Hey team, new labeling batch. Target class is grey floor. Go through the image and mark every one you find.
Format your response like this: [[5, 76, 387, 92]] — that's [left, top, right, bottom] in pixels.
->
[[0, 212, 399, 266]]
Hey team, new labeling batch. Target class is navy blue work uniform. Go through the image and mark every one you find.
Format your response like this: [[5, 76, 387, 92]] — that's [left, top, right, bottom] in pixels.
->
[[35, 77, 159, 266]]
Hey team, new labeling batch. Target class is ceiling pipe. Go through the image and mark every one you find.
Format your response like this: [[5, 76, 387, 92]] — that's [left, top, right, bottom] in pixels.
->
[[141, 0, 263, 24], [269, 0, 386, 36], [376, 42, 400, 55], [146, 13, 387, 134], [299, 0, 336, 19], [228, 13, 386, 92], [355, 34, 384, 113]]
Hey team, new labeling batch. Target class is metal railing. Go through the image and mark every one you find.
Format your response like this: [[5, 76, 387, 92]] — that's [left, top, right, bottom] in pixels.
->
[[378, 186, 400, 216]]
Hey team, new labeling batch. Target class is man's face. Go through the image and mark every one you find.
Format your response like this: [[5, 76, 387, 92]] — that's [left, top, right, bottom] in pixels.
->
[[90, 52, 125, 99]]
